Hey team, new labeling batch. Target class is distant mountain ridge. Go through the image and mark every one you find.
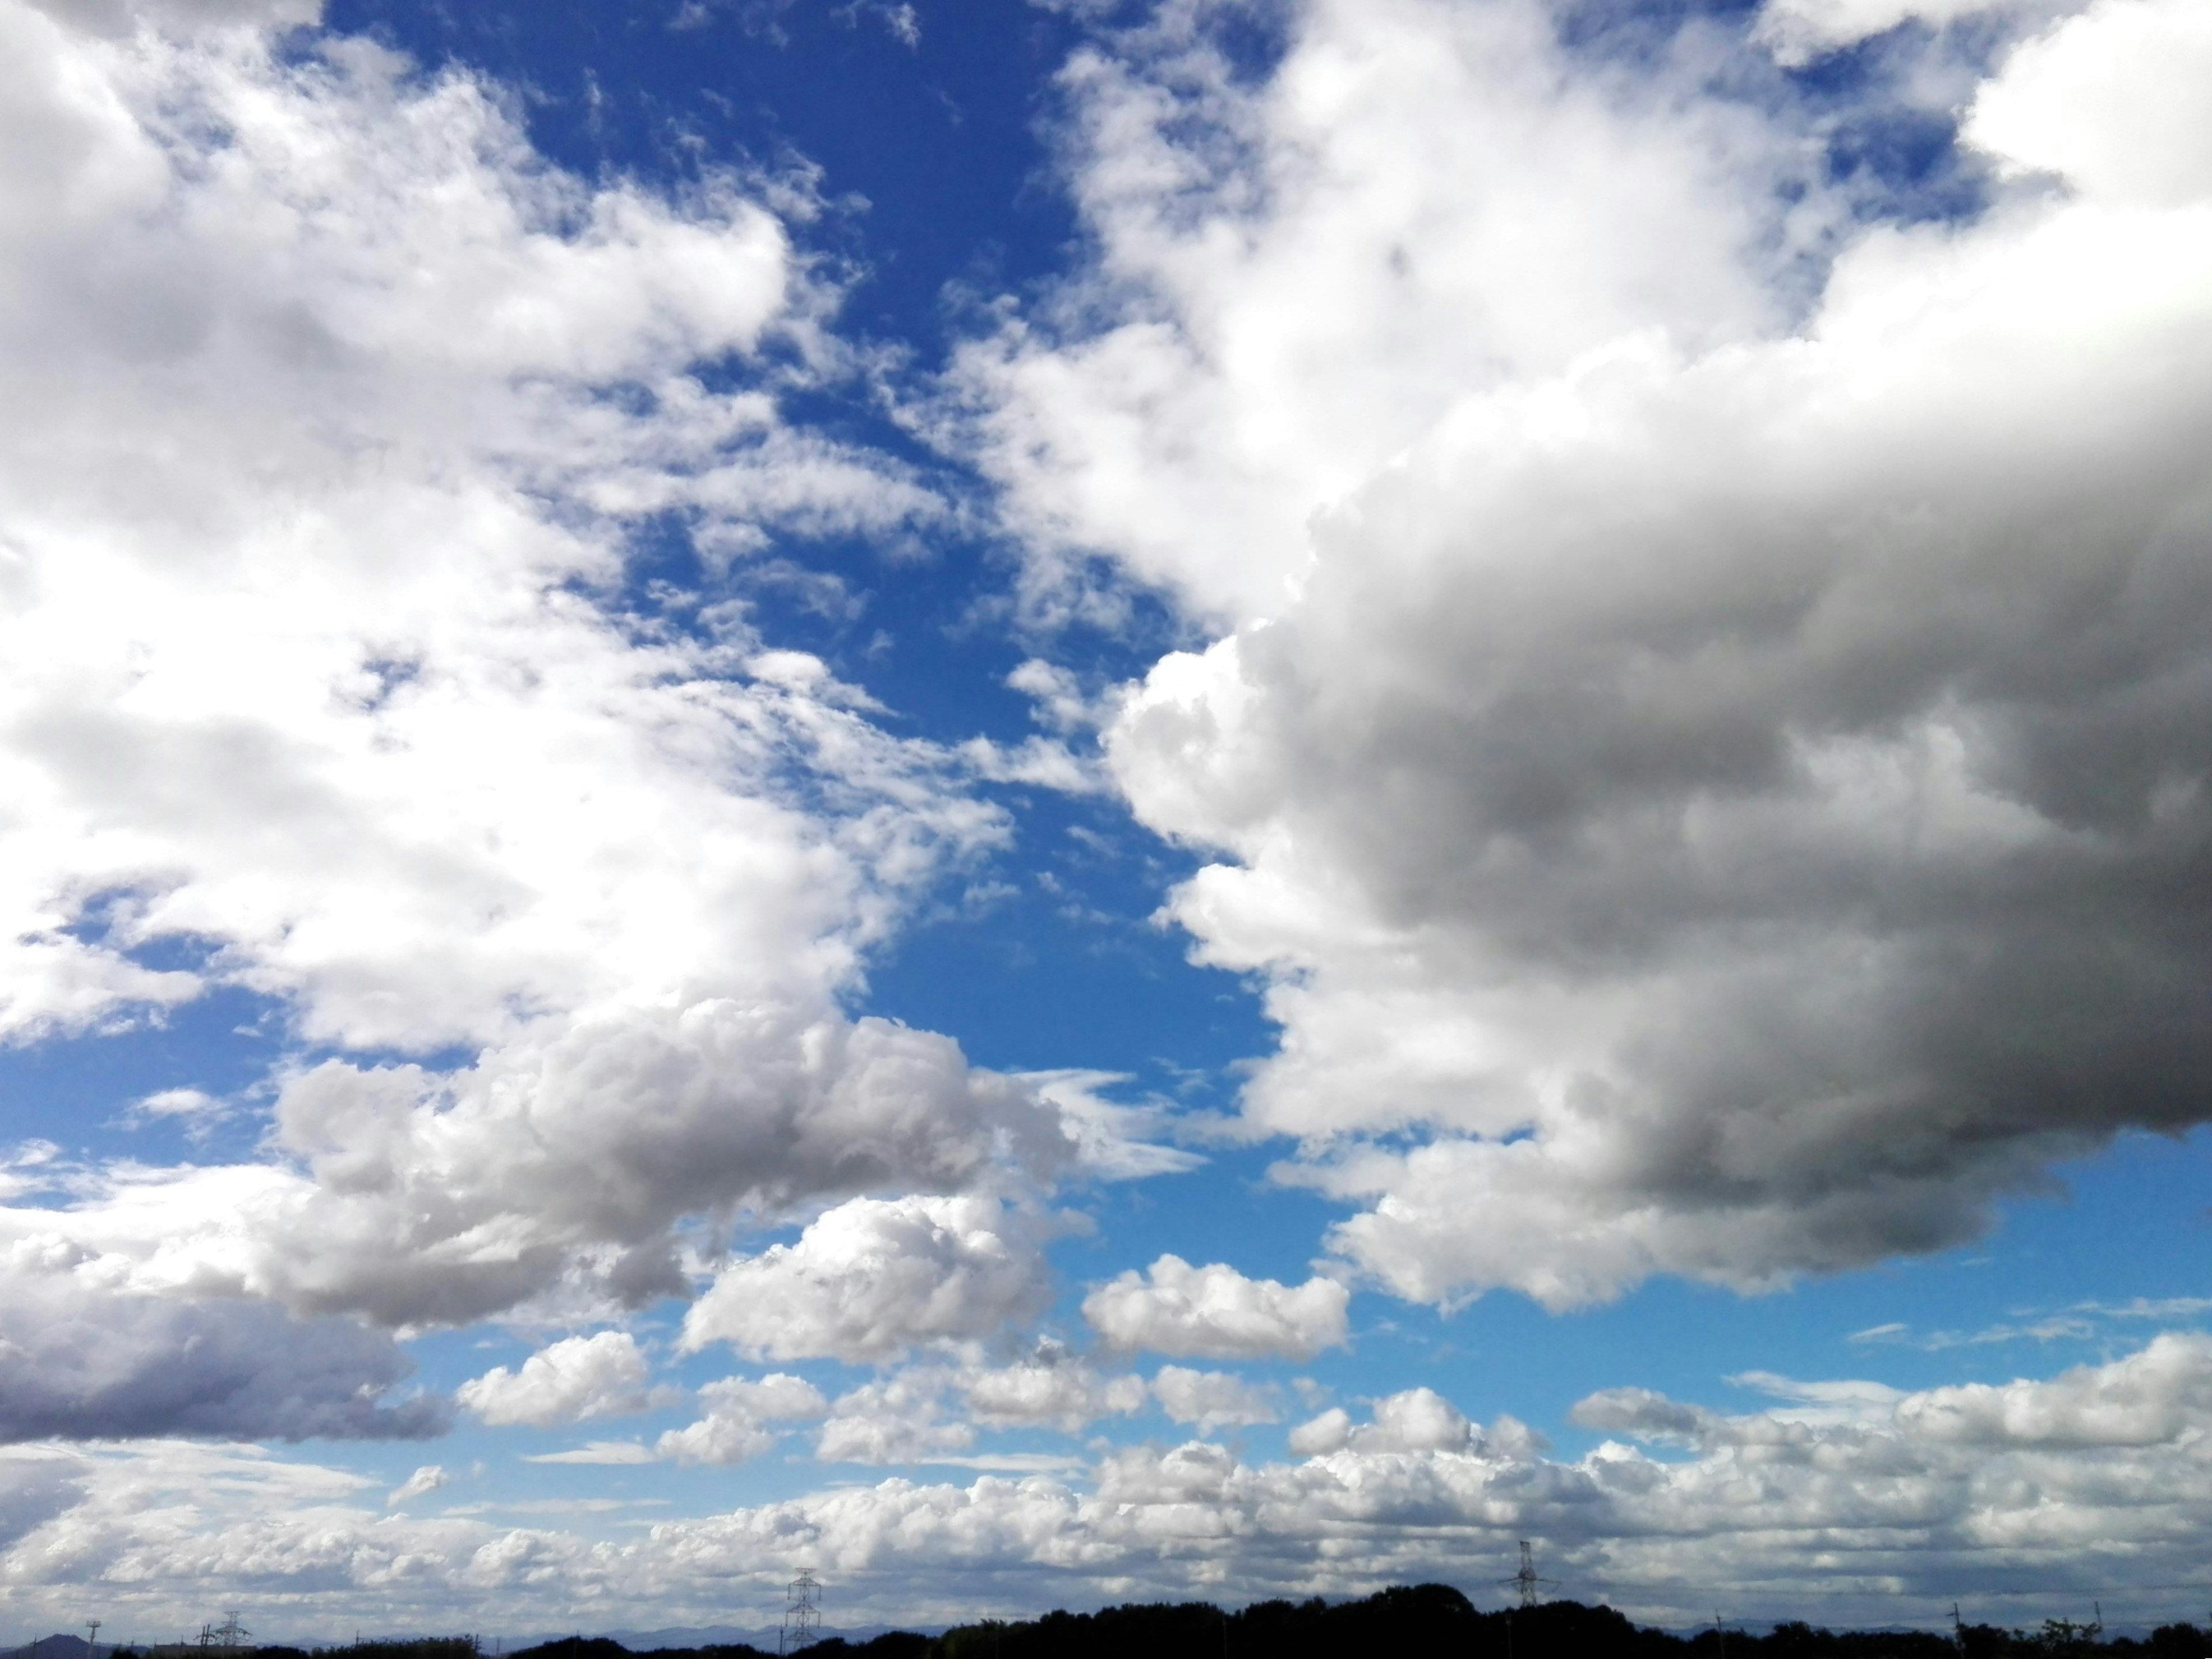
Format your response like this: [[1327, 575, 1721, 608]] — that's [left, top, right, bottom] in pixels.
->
[[6, 1638, 93, 1659], [510, 1628, 937, 1652]]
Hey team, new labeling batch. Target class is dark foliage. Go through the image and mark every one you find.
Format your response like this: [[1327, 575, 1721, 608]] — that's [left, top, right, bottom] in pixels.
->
[[932, 1586, 2195, 1659], [343, 1643, 481, 1659], [66, 1590, 2199, 1659]]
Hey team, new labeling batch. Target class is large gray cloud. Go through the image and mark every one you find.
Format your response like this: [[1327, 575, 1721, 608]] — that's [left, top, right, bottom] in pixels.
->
[[982, 0, 2212, 1306], [0, 1257, 445, 1442]]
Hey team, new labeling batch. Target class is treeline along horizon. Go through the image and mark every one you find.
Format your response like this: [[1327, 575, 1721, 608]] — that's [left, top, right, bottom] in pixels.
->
[[82, 1584, 2211, 1659]]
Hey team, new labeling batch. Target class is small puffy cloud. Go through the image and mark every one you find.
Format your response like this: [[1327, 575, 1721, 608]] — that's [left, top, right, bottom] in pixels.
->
[[1568, 1388, 1721, 1446], [387, 1464, 448, 1506], [1150, 1366, 1279, 1433], [1083, 1256, 1350, 1361], [961, 1344, 1148, 1432], [815, 1372, 975, 1465], [1286, 1407, 1353, 1456], [683, 1195, 1055, 1364], [1286, 1388, 1470, 1456], [657, 1373, 828, 1467], [456, 1332, 660, 1429]]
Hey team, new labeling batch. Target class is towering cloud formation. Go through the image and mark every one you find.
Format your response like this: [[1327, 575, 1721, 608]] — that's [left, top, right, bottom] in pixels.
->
[[976, 0, 2212, 1306]]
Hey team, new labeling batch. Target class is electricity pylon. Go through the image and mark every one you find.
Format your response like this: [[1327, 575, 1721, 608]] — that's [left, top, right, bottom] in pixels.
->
[[780, 1570, 821, 1656], [1502, 1541, 1559, 1609]]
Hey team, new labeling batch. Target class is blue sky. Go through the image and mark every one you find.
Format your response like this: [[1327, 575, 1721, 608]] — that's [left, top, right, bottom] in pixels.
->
[[3, 0, 2212, 1643]]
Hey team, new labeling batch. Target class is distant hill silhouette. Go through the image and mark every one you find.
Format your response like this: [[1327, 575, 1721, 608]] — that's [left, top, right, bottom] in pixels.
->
[[13, 1584, 2208, 1659], [7, 1638, 92, 1659]]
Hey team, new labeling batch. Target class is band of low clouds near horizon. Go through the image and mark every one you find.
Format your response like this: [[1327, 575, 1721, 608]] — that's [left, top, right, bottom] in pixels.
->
[[2, 0, 2211, 1640]]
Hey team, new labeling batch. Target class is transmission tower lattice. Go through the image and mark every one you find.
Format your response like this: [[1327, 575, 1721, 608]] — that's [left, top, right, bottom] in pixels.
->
[[214, 1613, 251, 1649], [1502, 1541, 1559, 1609], [780, 1570, 822, 1656]]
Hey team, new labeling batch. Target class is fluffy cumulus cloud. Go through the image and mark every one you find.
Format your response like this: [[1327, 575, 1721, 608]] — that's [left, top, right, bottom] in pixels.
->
[[673, 1343, 1150, 1467], [457, 1332, 662, 1429], [962, 1343, 1149, 1433], [952, 0, 1800, 626], [976, 0, 2212, 1308], [682, 1195, 1056, 1363], [1083, 1256, 1350, 1360], [657, 1373, 828, 1467], [0, 0, 1080, 1340], [814, 1370, 979, 1466], [9, 1335, 2212, 1633], [1150, 1366, 1279, 1433], [1286, 1388, 1472, 1456]]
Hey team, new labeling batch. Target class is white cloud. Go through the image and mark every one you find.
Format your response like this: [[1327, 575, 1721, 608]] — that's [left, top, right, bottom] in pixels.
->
[[1964, 0, 2212, 207], [456, 1332, 661, 1429], [26, 0, 320, 36], [976, 0, 2212, 1310], [387, 1464, 448, 1506], [1751, 0, 2035, 66], [1892, 1332, 2212, 1446], [815, 1371, 976, 1465], [5, 1337, 2212, 1631], [950, 0, 1800, 627], [521, 1440, 658, 1465], [682, 1195, 1056, 1364], [130, 1089, 221, 1119], [960, 1344, 1148, 1432], [1285, 1388, 1469, 1456], [657, 1372, 828, 1467], [1083, 1256, 1350, 1361], [1020, 1071, 1206, 1182], [0, 0, 1079, 1335], [1150, 1366, 1278, 1433]]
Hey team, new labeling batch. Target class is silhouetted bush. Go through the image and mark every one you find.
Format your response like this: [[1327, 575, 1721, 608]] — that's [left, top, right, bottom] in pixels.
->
[[40, 1585, 2189, 1659]]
